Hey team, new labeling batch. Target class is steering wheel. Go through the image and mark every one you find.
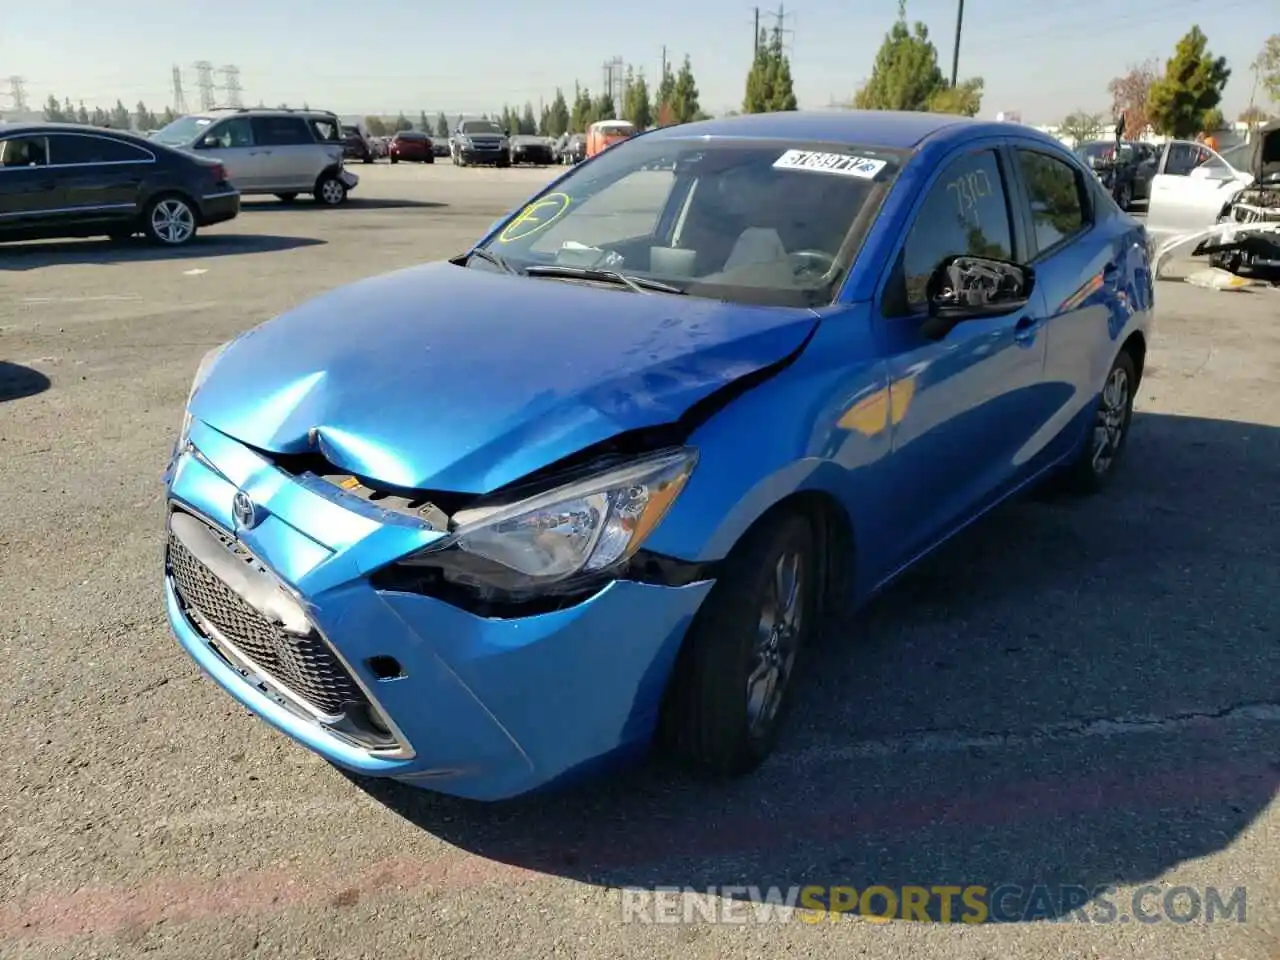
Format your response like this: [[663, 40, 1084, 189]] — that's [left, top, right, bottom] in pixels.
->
[[788, 249, 838, 277]]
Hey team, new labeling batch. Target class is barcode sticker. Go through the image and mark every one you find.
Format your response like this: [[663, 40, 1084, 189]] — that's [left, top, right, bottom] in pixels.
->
[[773, 149, 887, 179]]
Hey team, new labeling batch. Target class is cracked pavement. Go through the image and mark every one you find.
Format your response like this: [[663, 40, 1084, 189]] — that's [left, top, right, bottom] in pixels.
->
[[1, 165, 1277, 959]]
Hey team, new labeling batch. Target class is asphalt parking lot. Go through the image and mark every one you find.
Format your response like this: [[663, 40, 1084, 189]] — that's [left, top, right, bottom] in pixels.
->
[[1, 162, 1277, 960]]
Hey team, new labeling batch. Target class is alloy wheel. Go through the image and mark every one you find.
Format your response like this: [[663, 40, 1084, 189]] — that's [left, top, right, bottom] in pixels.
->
[[1091, 366, 1130, 475], [151, 199, 194, 245], [746, 550, 805, 735]]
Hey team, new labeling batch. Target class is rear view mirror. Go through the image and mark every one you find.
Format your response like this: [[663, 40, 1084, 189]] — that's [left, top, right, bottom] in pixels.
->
[[926, 255, 1035, 325]]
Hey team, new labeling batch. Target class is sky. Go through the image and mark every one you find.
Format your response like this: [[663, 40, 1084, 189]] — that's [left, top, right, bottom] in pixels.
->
[[1, 0, 1273, 125]]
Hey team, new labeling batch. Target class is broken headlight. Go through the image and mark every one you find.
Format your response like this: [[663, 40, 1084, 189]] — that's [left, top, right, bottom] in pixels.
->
[[399, 448, 698, 596]]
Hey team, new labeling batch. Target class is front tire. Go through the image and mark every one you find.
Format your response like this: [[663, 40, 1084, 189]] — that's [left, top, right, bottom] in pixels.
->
[[314, 174, 348, 206], [659, 510, 818, 776], [1060, 349, 1138, 494], [142, 195, 197, 246]]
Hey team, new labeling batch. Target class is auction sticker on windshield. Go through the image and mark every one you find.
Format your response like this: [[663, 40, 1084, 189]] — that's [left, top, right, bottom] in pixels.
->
[[498, 193, 572, 243], [773, 150, 887, 178]]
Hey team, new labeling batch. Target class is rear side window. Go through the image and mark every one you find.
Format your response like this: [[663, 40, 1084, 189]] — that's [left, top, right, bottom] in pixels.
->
[[309, 118, 340, 142], [250, 116, 313, 146], [47, 134, 151, 165], [1017, 150, 1087, 254], [896, 149, 1014, 311], [1163, 142, 1209, 176]]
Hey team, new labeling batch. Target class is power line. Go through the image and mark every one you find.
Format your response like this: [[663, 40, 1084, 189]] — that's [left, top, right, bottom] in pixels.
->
[[6, 76, 29, 112], [193, 61, 215, 111], [220, 65, 243, 108], [171, 65, 188, 114], [601, 55, 623, 114]]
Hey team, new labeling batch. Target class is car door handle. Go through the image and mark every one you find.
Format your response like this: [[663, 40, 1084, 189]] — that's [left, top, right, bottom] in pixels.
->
[[1013, 315, 1041, 344], [249, 150, 273, 155]]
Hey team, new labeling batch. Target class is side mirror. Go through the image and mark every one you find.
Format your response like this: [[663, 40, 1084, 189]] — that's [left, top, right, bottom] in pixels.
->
[[925, 255, 1034, 327]]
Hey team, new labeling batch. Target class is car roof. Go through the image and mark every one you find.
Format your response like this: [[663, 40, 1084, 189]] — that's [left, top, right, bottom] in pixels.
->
[[642, 110, 1062, 151], [0, 121, 155, 144]]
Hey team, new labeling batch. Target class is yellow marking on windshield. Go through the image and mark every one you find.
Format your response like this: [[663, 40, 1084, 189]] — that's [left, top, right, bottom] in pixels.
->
[[498, 192, 572, 243]]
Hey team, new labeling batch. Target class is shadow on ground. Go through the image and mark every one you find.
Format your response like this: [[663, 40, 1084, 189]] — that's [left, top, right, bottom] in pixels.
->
[[0, 361, 52, 402], [241, 198, 447, 211], [349, 411, 1279, 922], [0, 234, 324, 270]]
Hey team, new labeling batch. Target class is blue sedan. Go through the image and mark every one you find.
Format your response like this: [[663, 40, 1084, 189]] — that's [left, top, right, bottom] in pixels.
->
[[163, 111, 1153, 801]]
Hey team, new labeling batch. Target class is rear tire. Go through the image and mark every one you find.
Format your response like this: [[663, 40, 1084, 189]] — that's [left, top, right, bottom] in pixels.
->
[[1058, 349, 1138, 495], [141, 194, 198, 246], [659, 510, 818, 776], [314, 174, 348, 206], [390, 156, 399, 164]]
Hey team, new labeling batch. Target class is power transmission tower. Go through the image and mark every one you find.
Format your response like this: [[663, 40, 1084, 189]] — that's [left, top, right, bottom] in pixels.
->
[[220, 65, 243, 108], [193, 61, 216, 111], [6, 76, 28, 112], [601, 56, 624, 115], [171, 65, 188, 114], [763, 3, 795, 54]]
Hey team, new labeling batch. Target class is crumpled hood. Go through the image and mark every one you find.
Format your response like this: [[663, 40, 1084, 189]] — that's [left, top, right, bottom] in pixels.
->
[[190, 261, 818, 494]]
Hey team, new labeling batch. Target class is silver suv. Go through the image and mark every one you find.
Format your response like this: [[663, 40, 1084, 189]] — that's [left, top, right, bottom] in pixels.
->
[[150, 108, 358, 206]]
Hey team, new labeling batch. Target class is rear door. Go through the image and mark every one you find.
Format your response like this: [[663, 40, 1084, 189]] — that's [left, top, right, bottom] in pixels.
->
[[192, 116, 262, 190], [249, 116, 318, 190], [47, 132, 153, 219], [1007, 142, 1122, 463], [0, 134, 61, 231], [1147, 140, 1251, 239]]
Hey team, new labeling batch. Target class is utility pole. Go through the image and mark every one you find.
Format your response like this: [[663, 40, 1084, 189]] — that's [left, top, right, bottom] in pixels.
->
[[754, 7, 760, 57], [171, 65, 188, 114], [193, 61, 216, 111], [950, 0, 964, 87], [602, 55, 624, 115], [660, 45, 667, 83], [220, 65, 243, 108], [763, 4, 794, 54]]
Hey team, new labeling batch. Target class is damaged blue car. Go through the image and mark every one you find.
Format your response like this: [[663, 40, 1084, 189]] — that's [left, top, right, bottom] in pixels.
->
[[163, 111, 1153, 800]]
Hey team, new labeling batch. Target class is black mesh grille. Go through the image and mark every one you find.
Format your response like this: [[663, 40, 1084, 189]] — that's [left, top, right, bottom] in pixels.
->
[[166, 518, 367, 718]]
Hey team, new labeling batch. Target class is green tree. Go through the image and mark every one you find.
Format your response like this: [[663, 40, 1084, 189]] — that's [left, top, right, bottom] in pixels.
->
[[365, 115, 388, 136], [1147, 26, 1231, 139], [655, 63, 676, 123], [393, 112, 413, 132], [521, 101, 537, 135], [134, 101, 157, 130], [110, 99, 131, 129], [670, 55, 702, 123], [743, 26, 798, 112], [1059, 109, 1105, 145], [854, 0, 945, 111], [1201, 106, 1225, 134], [44, 95, 64, 121], [928, 77, 983, 116], [594, 92, 615, 121], [436, 112, 449, 138], [547, 88, 571, 136], [159, 106, 178, 126], [1255, 34, 1280, 106], [571, 85, 595, 131], [624, 70, 653, 129], [418, 110, 429, 131]]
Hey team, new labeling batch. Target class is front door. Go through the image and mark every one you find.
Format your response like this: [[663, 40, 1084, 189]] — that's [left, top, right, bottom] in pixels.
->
[[873, 144, 1049, 570], [1147, 140, 1251, 240], [193, 116, 263, 191], [0, 135, 62, 232], [47, 132, 151, 219]]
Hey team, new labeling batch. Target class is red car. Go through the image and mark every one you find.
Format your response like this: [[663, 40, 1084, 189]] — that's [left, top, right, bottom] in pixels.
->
[[388, 131, 434, 164]]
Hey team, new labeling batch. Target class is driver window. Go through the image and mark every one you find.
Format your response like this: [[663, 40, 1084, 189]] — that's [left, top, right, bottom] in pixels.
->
[[201, 117, 253, 149], [894, 149, 1013, 313]]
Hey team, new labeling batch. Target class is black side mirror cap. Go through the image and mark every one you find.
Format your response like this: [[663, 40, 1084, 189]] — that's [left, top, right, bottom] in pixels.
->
[[925, 254, 1035, 325]]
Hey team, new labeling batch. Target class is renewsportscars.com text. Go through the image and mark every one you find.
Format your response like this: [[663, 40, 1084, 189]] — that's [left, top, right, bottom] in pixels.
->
[[619, 884, 1248, 924]]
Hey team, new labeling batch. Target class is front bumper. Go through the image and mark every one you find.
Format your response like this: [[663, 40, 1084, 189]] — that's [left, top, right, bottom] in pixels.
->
[[163, 422, 713, 800], [458, 147, 509, 165]]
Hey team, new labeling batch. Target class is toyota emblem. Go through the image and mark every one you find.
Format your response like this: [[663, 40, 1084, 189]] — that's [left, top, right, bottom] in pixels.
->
[[232, 490, 260, 530]]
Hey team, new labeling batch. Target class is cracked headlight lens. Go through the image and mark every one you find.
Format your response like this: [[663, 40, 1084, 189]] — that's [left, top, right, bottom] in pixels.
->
[[401, 447, 697, 593]]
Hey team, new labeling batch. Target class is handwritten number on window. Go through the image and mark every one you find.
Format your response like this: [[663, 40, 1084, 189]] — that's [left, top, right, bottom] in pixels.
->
[[945, 168, 992, 223]]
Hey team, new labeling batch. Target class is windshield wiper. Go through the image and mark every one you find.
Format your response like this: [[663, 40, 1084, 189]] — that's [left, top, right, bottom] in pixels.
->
[[523, 264, 685, 295], [465, 248, 521, 274]]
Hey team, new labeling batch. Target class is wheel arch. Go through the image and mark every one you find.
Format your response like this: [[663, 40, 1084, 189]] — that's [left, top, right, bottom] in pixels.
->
[[1120, 329, 1147, 386]]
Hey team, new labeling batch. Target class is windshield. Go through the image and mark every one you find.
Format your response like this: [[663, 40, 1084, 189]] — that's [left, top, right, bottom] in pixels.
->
[[478, 137, 904, 307], [461, 120, 503, 135], [1219, 142, 1249, 170], [151, 115, 212, 146]]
